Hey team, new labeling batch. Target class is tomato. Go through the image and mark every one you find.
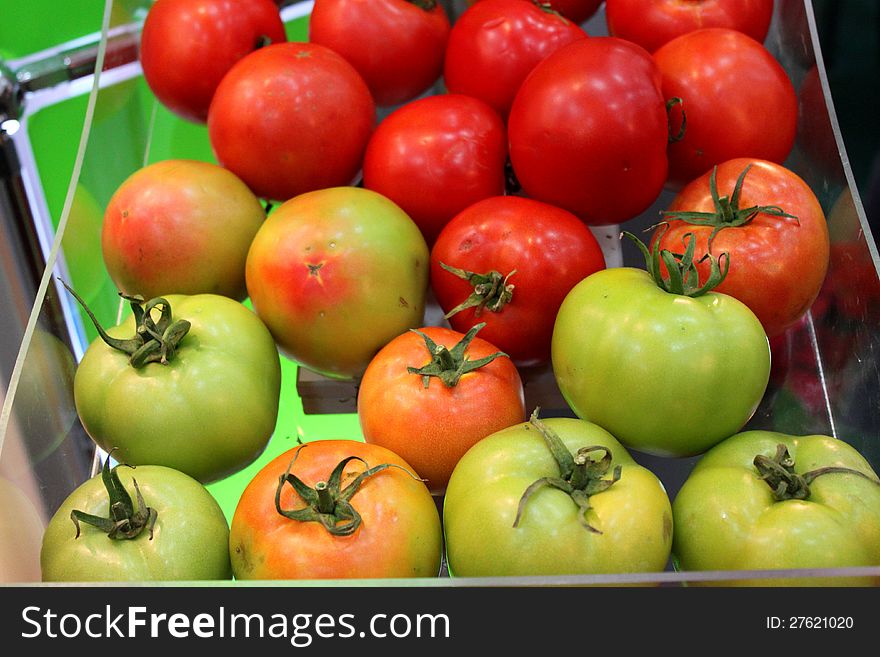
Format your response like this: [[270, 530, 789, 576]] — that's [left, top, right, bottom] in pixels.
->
[[444, 412, 673, 576], [140, 0, 286, 123], [309, 0, 450, 107], [0, 477, 44, 583], [41, 457, 231, 581], [653, 159, 830, 338], [245, 186, 429, 379], [101, 160, 266, 302], [68, 290, 281, 483], [358, 324, 526, 494], [605, 0, 773, 54], [362, 94, 507, 244], [430, 196, 605, 366], [230, 440, 442, 579], [673, 431, 880, 585], [508, 37, 669, 225], [551, 235, 770, 457], [208, 42, 375, 202], [443, 0, 587, 119], [654, 28, 797, 187], [467, 0, 603, 25]]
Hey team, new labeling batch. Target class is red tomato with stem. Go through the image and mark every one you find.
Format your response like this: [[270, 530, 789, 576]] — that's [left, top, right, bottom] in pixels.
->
[[230, 441, 442, 580], [140, 0, 286, 123], [431, 196, 605, 366], [444, 0, 587, 119], [309, 0, 450, 107], [654, 28, 797, 187], [363, 94, 507, 244], [606, 0, 773, 53], [508, 37, 670, 225], [653, 158, 830, 338], [208, 42, 375, 202], [358, 324, 526, 494]]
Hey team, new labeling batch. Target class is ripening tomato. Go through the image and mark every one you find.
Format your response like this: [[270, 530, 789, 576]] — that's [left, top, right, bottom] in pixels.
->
[[309, 0, 450, 107], [508, 37, 669, 225], [230, 440, 442, 579], [358, 324, 526, 494], [208, 42, 375, 202], [101, 160, 266, 301], [654, 28, 797, 187], [362, 94, 507, 244], [140, 0, 286, 123], [606, 0, 773, 53], [653, 159, 830, 338], [443, 0, 587, 119], [430, 195, 605, 366]]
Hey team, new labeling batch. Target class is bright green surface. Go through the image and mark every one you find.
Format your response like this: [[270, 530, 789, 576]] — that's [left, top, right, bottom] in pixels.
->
[[25, 10, 353, 520]]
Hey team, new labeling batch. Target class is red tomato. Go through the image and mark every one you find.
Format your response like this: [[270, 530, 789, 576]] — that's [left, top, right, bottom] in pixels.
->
[[430, 196, 605, 366], [467, 0, 602, 25], [208, 42, 375, 202], [654, 28, 797, 187], [309, 0, 450, 107], [508, 37, 669, 225], [605, 0, 773, 53], [140, 0, 286, 123], [653, 158, 830, 338], [358, 325, 526, 494], [362, 94, 507, 244], [444, 0, 587, 119], [102, 160, 266, 301], [230, 440, 442, 580]]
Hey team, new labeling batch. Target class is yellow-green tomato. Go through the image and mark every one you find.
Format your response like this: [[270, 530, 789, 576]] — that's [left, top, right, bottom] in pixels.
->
[[673, 431, 880, 586], [73, 293, 281, 483], [41, 464, 231, 582], [552, 267, 770, 457], [443, 415, 673, 577]]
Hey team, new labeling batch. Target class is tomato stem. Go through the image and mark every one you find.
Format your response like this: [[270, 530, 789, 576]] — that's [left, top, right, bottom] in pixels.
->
[[60, 279, 191, 368], [753, 443, 880, 501], [70, 449, 158, 541], [622, 228, 729, 297], [439, 263, 516, 319], [513, 409, 621, 533], [662, 164, 799, 252], [274, 446, 424, 536], [407, 323, 508, 388]]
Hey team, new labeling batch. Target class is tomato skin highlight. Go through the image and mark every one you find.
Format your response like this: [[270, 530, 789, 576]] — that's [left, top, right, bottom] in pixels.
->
[[444, 417, 673, 577], [230, 441, 443, 580], [245, 187, 429, 379], [552, 267, 771, 457], [673, 431, 880, 586], [309, 0, 450, 107], [430, 195, 605, 366], [508, 37, 669, 225], [654, 159, 830, 338], [358, 326, 526, 494], [140, 0, 287, 123], [208, 42, 375, 202]]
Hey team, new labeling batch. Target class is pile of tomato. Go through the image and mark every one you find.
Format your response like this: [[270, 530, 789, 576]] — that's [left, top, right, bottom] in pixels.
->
[[39, 0, 880, 585]]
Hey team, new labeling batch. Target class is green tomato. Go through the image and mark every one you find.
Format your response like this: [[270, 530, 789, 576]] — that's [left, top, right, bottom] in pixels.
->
[[41, 461, 231, 582], [673, 430, 880, 586], [552, 266, 770, 457], [72, 292, 281, 483], [443, 413, 673, 577]]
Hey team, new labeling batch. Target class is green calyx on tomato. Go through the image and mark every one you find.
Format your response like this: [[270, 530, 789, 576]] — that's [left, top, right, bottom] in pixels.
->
[[407, 322, 508, 388], [514, 410, 622, 534], [662, 165, 798, 251], [439, 262, 516, 319], [61, 280, 190, 368], [275, 446, 421, 537], [754, 443, 880, 502], [70, 452, 157, 541], [623, 228, 728, 297]]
